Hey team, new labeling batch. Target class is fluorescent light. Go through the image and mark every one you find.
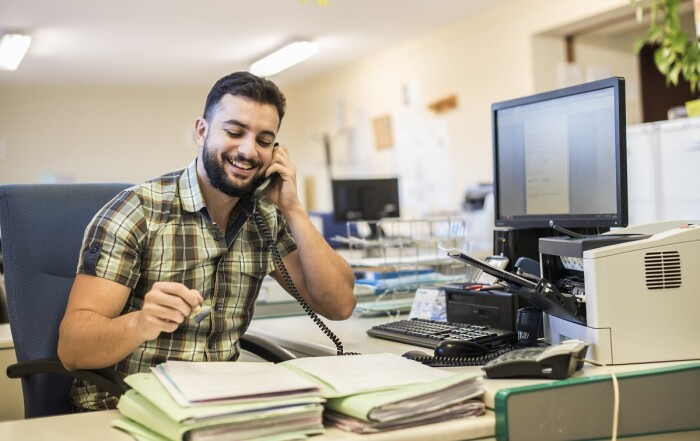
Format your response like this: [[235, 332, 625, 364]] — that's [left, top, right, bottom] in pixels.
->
[[250, 41, 318, 77], [0, 33, 32, 71]]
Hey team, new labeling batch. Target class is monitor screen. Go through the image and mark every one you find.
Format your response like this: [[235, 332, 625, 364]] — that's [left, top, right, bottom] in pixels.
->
[[331, 178, 400, 222], [492, 77, 627, 229]]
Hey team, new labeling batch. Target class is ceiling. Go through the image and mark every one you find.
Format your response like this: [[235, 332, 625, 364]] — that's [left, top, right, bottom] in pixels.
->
[[0, 0, 511, 88]]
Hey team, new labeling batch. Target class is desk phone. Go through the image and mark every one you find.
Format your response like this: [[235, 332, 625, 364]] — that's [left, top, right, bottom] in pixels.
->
[[483, 339, 590, 379]]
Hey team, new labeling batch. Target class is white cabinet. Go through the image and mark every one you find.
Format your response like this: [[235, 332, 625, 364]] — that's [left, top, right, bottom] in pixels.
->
[[626, 117, 700, 226]]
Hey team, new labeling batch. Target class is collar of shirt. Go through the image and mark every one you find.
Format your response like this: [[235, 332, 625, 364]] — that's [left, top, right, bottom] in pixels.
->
[[178, 157, 256, 227]]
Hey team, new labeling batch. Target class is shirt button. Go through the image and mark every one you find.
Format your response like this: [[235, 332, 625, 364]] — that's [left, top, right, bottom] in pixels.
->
[[208, 341, 215, 349]]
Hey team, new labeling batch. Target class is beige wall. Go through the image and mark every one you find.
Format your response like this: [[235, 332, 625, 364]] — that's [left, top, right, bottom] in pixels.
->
[[282, 0, 632, 213], [0, 86, 205, 185], [0, 0, 633, 215]]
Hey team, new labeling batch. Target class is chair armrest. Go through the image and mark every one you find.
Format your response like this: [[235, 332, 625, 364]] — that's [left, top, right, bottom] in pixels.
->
[[239, 333, 297, 363], [7, 359, 129, 397]]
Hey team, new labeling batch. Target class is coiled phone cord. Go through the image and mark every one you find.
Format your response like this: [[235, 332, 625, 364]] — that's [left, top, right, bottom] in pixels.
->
[[404, 345, 515, 367], [253, 209, 359, 356]]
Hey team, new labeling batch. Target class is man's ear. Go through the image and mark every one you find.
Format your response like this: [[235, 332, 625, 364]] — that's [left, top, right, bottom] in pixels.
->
[[194, 118, 208, 147]]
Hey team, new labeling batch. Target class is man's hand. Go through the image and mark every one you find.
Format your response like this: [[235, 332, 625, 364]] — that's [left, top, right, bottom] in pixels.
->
[[262, 144, 301, 212], [136, 281, 203, 341]]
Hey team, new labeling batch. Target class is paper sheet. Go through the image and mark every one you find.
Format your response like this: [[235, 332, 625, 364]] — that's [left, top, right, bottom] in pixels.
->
[[153, 361, 319, 403], [283, 353, 452, 395]]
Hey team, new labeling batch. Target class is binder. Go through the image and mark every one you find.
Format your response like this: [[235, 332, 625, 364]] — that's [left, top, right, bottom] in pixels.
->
[[494, 362, 700, 441]]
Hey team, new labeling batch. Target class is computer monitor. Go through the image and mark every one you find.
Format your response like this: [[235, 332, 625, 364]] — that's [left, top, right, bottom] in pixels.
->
[[492, 77, 627, 229], [331, 178, 400, 223]]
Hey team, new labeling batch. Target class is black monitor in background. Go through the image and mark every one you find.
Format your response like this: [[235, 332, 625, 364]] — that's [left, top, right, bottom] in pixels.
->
[[492, 77, 628, 231], [331, 178, 400, 231]]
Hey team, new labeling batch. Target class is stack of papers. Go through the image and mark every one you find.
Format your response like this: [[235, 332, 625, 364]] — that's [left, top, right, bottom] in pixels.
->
[[113, 353, 485, 439], [112, 361, 325, 441], [282, 353, 486, 434]]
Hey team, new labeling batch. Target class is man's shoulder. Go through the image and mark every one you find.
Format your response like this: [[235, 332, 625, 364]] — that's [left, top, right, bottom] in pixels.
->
[[125, 168, 187, 219], [135, 169, 182, 198]]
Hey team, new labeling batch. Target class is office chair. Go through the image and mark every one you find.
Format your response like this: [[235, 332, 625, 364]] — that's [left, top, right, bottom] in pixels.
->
[[0, 183, 295, 418]]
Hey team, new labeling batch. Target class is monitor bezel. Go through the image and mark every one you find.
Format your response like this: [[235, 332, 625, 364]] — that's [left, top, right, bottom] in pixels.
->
[[330, 177, 401, 223], [491, 77, 628, 229]]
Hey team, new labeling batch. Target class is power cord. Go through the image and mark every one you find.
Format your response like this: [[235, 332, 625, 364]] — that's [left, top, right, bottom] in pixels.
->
[[582, 358, 620, 441]]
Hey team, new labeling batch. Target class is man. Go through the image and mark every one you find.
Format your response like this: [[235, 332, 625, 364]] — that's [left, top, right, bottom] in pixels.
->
[[57, 72, 357, 410]]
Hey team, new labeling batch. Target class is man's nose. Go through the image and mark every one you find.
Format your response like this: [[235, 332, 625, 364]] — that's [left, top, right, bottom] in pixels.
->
[[237, 135, 257, 157]]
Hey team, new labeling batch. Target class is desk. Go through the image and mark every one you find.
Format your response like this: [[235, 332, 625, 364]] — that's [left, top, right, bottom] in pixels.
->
[[0, 408, 497, 441], [246, 314, 700, 409], [0, 409, 696, 441], [1, 313, 698, 440], [0, 323, 24, 422]]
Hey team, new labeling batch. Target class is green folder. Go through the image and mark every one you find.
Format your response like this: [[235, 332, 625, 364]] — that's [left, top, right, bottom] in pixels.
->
[[112, 413, 320, 441], [124, 373, 324, 424], [114, 372, 324, 441], [494, 361, 700, 441], [115, 389, 323, 441], [323, 371, 482, 422]]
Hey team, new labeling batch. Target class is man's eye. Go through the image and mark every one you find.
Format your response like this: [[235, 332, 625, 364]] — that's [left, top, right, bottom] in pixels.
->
[[258, 139, 274, 148], [225, 130, 243, 138]]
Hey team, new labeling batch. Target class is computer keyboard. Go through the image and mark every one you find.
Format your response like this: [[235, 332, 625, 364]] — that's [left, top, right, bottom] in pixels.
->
[[366, 318, 518, 349]]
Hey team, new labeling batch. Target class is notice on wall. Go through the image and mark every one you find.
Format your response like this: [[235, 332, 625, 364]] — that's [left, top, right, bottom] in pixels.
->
[[393, 108, 452, 218]]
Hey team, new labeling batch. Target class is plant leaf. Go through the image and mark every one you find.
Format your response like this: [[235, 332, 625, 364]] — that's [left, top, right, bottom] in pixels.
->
[[669, 63, 681, 84]]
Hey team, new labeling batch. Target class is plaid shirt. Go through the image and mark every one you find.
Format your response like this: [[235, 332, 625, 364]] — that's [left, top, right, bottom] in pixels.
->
[[70, 158, 297, 410]]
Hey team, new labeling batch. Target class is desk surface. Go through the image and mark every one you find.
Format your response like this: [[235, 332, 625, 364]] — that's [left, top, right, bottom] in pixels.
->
[[0, 408, 496, 441], [246, 313, 698, 408], [1, 312, 698, 440], [0, 323, 12, 349]]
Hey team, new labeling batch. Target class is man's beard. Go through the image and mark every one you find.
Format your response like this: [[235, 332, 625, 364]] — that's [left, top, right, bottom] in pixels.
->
[[201, 142, 264, 197]]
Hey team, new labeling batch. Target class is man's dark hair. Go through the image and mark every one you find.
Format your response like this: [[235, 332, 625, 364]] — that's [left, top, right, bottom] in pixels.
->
[[203, 72, 286, 124]]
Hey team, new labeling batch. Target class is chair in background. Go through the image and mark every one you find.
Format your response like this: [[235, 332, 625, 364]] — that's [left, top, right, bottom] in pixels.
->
[[0, 183, 295, 418]]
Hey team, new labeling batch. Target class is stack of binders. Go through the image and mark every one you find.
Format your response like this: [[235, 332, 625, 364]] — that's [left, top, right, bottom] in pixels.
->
[[113, 353, 488, 439], [112, 361, 325, 441], [282, 353, 486, 434]]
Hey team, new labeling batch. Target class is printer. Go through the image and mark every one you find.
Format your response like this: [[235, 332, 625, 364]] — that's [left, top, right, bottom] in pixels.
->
[[537, 221, 700, 365]]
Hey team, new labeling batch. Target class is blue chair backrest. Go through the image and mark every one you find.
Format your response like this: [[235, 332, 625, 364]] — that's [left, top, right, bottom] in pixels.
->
[[0, 183, 130, 417]]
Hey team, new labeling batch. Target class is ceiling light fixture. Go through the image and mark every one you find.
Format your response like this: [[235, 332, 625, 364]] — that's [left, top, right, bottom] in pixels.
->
[[0, 33, 32, 71], [250, 41, 319, 77]]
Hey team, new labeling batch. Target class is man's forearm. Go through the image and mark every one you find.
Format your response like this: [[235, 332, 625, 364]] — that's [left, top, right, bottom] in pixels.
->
[[58, 310, 145, 371], [282, 204, 356, 319]]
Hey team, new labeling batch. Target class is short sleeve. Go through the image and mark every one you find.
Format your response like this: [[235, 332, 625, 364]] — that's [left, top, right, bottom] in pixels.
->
[[274, 207, 297, 259], [77, 190, 148, 289]]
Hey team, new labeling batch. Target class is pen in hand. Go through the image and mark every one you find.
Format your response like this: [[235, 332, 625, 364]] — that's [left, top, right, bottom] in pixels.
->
[[191, 304, 212, 324]]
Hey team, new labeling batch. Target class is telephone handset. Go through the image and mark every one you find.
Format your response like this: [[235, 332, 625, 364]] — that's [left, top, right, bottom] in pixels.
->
[[253, 142, 280, 201], [402, 339, 516, 367], [253, 173, 279, 200]]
